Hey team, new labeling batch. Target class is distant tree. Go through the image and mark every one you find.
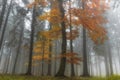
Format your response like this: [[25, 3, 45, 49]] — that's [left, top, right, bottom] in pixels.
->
[[0, 0, 8, 30]]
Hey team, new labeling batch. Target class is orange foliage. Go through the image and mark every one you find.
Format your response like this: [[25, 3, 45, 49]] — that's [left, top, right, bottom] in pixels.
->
[[66, 29, 79, 40], [39, 9, 62, 24], [63, 0, 109, 44], [33, 0, 110, 64], [27, 0, 48, 8]]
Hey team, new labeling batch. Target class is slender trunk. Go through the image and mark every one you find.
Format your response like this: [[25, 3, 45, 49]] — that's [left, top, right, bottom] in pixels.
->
[[5, 48, 11, 73], [117, 44, 120, 70], [81, 0, 90, 77], [47, 41, 52, 76], [107, 45, 113, 75], [98, 56, 102, 77], [41, 39, 45, 76], [47, 55, 52, 76], [114, 61, 118, 74], [104, 53, 110, 76], [0, 0, 12, 51], [0, 0, 7, 30], [108, 54, 113, 75], [0, 46, 4, 64], [26, 7, 36, 75], [82, 28, 90, 77], [54, 41, 57, 75], [95, 56, 99, 76], [12, 25, 24, 74], [3, 56, 8, 73], [69, 0, 75, 76], [55, 0, 67, 77]]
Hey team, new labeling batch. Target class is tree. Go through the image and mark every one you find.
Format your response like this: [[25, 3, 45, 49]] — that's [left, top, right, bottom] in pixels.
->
[[12, 22, 24, 74], [26, 6, 36, 75], [0, 0, 8, 30], [0, 0, 13, 64], [27, 0, 110, 77], [69, 0, 109, 77]]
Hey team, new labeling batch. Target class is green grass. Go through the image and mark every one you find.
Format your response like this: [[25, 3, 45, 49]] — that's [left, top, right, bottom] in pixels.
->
[[0, 74, 120, 80]]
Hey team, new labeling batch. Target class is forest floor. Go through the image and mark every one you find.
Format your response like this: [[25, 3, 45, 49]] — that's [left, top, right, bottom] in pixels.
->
[[0, 74, 120, 80]]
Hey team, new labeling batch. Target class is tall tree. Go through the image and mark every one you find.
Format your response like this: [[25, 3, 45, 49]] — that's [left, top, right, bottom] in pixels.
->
[[55, 0, 67, 77], [26, 6, 36, 75], [81, 0, 90, 77]]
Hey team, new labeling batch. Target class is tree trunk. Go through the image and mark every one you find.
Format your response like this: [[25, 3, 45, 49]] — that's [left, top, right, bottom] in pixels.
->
[[81, 0, 90, 77], [0, 0, 8, 30], [107, 43, 113, 75], [41, 39, 45, 76], [108, 50, 113, 75], [55, 0, 67, 77], [12, 24, 24, 74], [82, 28, 90, 77], [0, 0, 12, 51], [26, 7, 36, 75], [69, 0, 75, 76], [98, 56, 102, 77], [104, 53, 110, 76], [5, 48, 11, 74], [47, 41, 52, 76]]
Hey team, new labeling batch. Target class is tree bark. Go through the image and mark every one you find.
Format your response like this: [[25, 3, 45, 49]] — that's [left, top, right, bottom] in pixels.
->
[[55, 0, 67, 77], [81, 0, 90, 77], [0, 0, 12, 51], [82, 28, 90, 77], [47, 41, 52, 76], [41, 39, 45, 76], [26, 7, 36, 75], [0, 0, 8, 30]]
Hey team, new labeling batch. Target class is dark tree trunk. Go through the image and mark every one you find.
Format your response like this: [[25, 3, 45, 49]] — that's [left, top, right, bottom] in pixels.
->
[[47, 55, 52, 76], [55, 0, 67, 77], [81, 0, 90, 77], [26, 7, 36, 75], [41, 39, 45, 76], [0, 0, 12, 51], [82, 28, 90, 77], [0, 0, 7, 30], [69, 0, 75, 76], [47, 41, 52, 76], [0, 0, 8, 30], [108, 49, 113, 75], [5, 48, 11, 73], [104, 53, 110, 76], [54, 41, 58, 75], [98, 56, 102, 77], [0, 0, 12, 66]]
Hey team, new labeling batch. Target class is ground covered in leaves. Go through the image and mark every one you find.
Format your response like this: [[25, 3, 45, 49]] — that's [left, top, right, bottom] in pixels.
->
[[0, 74, 120, 80]]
